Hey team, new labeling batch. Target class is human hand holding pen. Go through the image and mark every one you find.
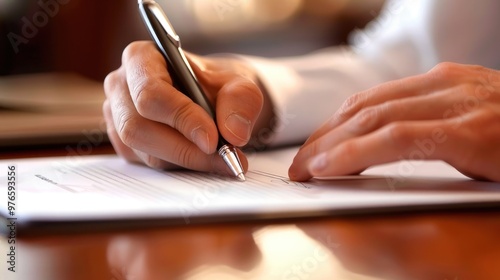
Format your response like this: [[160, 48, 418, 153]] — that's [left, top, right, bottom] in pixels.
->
[[103, 41, 271, 175]]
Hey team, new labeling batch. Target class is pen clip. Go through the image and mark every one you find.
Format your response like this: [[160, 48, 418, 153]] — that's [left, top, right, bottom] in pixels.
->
[[141, 0, 181, 47]]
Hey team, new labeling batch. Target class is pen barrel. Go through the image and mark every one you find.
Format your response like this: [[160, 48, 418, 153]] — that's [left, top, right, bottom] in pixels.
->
[[163, 42, 229, 149], [164, 45, 217, 120], [139, 2, 216, 120], [139, 1, 244, 181]]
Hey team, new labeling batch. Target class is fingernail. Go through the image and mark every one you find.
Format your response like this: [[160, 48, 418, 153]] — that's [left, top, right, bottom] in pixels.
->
[[225, 113, 252, 143], [309, 153, 328, 174], [191, 127, 211, 154]]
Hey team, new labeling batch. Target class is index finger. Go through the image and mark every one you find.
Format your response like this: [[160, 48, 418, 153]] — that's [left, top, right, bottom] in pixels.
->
[[302, 70, 453, 148], [122, 41, 219, 154]]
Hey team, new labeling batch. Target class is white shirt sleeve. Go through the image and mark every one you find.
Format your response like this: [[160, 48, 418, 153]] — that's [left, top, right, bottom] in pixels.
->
[[241, 0, 500, 147]]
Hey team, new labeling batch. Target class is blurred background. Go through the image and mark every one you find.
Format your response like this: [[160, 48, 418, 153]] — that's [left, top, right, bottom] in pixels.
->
[[0, 0, 385, 82]]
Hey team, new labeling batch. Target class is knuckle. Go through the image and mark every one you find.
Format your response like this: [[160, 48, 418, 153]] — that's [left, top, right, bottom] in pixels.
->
[[134, 81, 158, 117], [461, 82, 477, 93], [468, 109, 500, 139], [384, 122, 413, 148], [103, 70, 121, 97], [305, 141, 321, 160], [471, 64, 490, 72], [122, 41, 148, 63], [174, 142, 198, 169], [487, 70, 500, 89], [226, 78, 263, 115], [118, 115, 141, 148], [339, 93, 365, 118], [238, 78, 261, 94], [461, 83, 482, 100], [354, 106, 380, 128], [171, 101, 195, 132], [338, 140, 359, 159], [142, 155, 166, 169], [239, 79, 263, 104], [384, 99, 403, 112], [430, 62, 460, 76], [343, 94, 361, 111], [102, 99, 111, 119], [476, 79, 500, 101]]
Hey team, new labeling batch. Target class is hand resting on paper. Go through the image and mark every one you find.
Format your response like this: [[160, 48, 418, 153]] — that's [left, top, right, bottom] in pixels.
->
[[289, 63, 500, 182]]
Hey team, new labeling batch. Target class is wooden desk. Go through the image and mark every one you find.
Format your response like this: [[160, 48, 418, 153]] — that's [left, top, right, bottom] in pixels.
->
[[2, 147, 500, 280]]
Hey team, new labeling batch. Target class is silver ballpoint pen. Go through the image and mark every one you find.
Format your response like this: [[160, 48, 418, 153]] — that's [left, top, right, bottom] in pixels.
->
[[138, 0, 246, 181]]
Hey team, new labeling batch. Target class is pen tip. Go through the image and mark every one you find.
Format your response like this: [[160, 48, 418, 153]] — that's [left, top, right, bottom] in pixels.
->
[[237, 173, 246, 182]]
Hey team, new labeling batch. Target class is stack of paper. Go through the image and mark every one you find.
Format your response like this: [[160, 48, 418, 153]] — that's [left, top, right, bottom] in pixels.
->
[[0, 73, 107, 146]]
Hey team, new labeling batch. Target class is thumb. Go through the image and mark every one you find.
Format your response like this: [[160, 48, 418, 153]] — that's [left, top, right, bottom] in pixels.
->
[[187, 52, 258, 93], [216, 77, 264, 147], [186, 53, 264, 147]]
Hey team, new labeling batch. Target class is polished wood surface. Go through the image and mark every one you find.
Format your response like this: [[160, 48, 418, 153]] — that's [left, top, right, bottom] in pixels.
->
[[0, 143, 115, 160], [2, 147, 500, 280]]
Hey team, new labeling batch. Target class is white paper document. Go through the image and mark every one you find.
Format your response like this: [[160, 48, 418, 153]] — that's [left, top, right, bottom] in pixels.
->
[[1, 147, 500, 234]]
